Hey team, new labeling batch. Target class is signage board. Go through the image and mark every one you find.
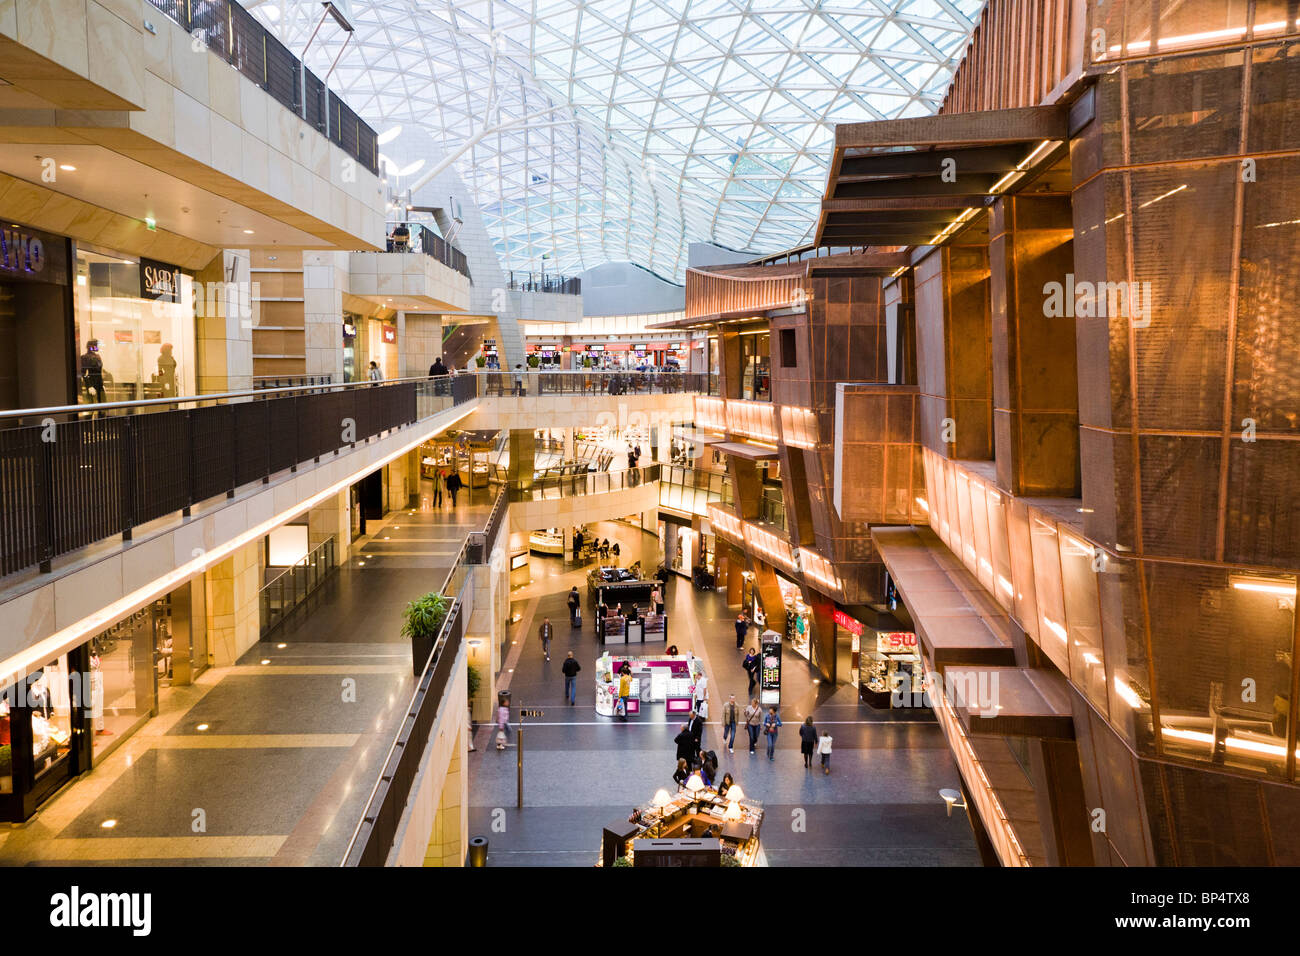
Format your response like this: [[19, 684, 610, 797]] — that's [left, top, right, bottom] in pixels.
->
[[0, 222, 68, 285], [759, 631, 781, 706], [833, 610, 863, 636], [140, 256, 182, 302], [876, 631, 918, 655]]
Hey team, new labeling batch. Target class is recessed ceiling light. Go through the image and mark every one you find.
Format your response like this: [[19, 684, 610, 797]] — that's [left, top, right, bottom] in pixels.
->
[[59, 164, 76, 171], [243, 229, 255, 234], [277, 643, 287, 649], [101, 819, 117, 829], [260, 659, 271, 665], [196, 723, 210, 731]]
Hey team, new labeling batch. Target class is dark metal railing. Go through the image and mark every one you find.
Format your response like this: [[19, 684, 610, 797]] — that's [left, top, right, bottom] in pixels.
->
[[0, 377, 472, 579], [144, 0, 379, 176], [342, 488, 506, 867], [506, 271, 581, 295], [474, 370, 707, 396], [254, 374, 334, 389], [259, 536, 337, 636], [385, 222, 471, 278], [508, 464, 661, 502]]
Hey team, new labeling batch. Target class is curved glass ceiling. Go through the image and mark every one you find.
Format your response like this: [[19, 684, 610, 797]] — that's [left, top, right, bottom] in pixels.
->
[[250, 0, 984, 281]]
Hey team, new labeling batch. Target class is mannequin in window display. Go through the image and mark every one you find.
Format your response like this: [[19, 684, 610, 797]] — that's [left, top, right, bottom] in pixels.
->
[[80, 339, 105, 403], [156, 343, 178, 397], [89, 647, 109, 736]]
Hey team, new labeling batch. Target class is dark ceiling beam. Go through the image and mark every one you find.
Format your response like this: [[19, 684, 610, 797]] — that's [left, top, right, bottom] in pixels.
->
[[833, 175, 1000, 199], [837, 142, 1031, 178], [834, 104, 1069, 149]]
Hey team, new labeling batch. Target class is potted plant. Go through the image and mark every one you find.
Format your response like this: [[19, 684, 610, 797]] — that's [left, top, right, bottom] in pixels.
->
[[402, 591, 450, 675], [527, 354, 541, 368], [475, 354, 487, 368]]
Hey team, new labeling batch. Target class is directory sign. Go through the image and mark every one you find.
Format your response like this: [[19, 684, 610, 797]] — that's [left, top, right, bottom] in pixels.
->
[[759, 631, 781, 706]]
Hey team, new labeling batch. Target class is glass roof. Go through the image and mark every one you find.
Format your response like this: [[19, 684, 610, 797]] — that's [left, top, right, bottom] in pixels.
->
[[249, 0, 985, 281]]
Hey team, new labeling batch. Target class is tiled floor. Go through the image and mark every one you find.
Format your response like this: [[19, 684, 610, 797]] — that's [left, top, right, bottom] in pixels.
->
[[0, 480, 490, 867], [468, 533, 982, 867]]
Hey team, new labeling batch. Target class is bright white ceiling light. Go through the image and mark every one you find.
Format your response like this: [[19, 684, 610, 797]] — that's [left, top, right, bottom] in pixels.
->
[[376, 124, 403, 145], [398, 159, 426, 177]]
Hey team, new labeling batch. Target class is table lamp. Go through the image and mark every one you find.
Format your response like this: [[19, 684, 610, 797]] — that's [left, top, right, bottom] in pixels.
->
[[727, 784, 745, 801], [685, 773, 705, 793], [652, 789, 671, 808], [724, 800, 742, 821]]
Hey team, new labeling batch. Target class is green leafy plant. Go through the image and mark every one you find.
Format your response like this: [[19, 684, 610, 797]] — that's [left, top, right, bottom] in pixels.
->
[[611, 855, 633, 867], [467, 663, 482, 700], [475, 355, 486, 367], [527, 354, 541, 368], [720, 852, 741, 867], [401, 592, 450, 641]]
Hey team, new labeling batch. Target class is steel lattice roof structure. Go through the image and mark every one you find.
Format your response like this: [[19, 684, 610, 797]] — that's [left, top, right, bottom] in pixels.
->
[[247, 0, 985, 281]]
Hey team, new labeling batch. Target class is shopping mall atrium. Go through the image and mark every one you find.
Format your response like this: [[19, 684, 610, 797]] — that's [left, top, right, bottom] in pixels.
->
[[0, 0, 1296, 890]]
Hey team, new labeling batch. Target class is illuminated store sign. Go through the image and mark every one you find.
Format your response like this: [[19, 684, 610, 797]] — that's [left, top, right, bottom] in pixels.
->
[[833, 610, 862, 636], [139, 257, 183, 302], [0, 226, 44, 276], [382, 324, 397, 344], [876, 631, 918, 654]]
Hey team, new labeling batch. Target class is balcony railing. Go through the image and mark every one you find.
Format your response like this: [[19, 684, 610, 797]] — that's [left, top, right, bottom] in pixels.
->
[[342, 489, 505, 867], [506, 271, 581, 295], [0, 376, 473, 579], [385, 222, 471, 278], [475, 370, 707, 395], [144, 0, 379, 176], [259, 536, 337, 636], [508, 465, 661, 502]]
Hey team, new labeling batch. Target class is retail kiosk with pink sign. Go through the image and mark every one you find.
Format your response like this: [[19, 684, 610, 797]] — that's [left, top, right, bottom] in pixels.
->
[[594, 651, 705, 719]]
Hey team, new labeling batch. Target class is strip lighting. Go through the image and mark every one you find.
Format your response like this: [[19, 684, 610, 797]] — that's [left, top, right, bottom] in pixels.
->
[[1230, 576, 1297, 597], [1113, 677, 1144, 709], [1042, 617, 1068, 642], [1107, 21, 1300, 56], [996, 575, 1013, 596]]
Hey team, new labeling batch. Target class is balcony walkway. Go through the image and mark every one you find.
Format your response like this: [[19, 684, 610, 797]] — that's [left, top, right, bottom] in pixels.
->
[[0, 481, 492, 866]]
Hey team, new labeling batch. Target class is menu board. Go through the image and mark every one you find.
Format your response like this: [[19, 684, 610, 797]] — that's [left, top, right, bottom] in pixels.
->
[[760, 634, 781, 706]]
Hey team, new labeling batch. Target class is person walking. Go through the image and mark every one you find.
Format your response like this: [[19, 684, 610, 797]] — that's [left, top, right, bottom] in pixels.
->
[[573, 528, 584, 562], [539, 617, 554, 662], [799, 715, 819, 769], [687, 709, 705, 762], [367, 360, 383, 382], [611, 541, 621, 565], [742, 647, 760, 695], [599, 539, 610, 561], [651, 585, 664, 615], [735, 612, 749, 649], [445, 470, 463, 507], [692, 671, 709, 719], [495, 700, 511, 749], [562, 651, 581, 706], [617, 668, 632, 720], [721, 694, 739, 754], [674, 723, 696, 766], [512, 363, 525, 396], [567, 586, 581, 626], [431, 467, 445, 507], [818, 729, 833, 775], [763, 706, 783, 761], [744, 698, 762, 754]]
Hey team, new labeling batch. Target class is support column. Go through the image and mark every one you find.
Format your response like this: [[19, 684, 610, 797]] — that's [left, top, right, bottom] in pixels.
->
[[427, 723, 467, 866], [308, 489, 351, 563], [386, 454, 410, 512], [507, 430, 536, 492], [725, 544, 745, 606], [195, 249, 254, 394], [205, 540, 261, 667], [989, 194, 1080, 496], [563, 426, 575, 461]]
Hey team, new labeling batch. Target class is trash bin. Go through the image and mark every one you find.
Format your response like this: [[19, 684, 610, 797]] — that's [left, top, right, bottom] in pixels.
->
[[467, 836, 489, 867], [497, 689, 512, 707]]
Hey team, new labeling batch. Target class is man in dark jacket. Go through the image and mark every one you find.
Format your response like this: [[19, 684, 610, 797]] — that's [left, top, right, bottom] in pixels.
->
[[445, 470, 463, 507], [561, 652, 581, 705], [674, 724, 696, 765], [743, 648, 760, 695], [688, 709, 705, 760], [567, 586, 581, 626], [734, 612, 749, 648]]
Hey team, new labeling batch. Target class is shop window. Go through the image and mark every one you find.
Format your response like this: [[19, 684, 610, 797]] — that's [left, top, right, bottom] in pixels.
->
[[73, 245, 195, 403], [780, 328, 797, 368]]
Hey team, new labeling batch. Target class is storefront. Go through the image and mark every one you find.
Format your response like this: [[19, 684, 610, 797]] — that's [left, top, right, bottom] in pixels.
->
[[779, 576, 812, 662], [658, 517, 713, 581], [0, 580, 205, 822], [0, 221, 73, 410], [74, 244, 196, 403], [834, 607, 923, 710]]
